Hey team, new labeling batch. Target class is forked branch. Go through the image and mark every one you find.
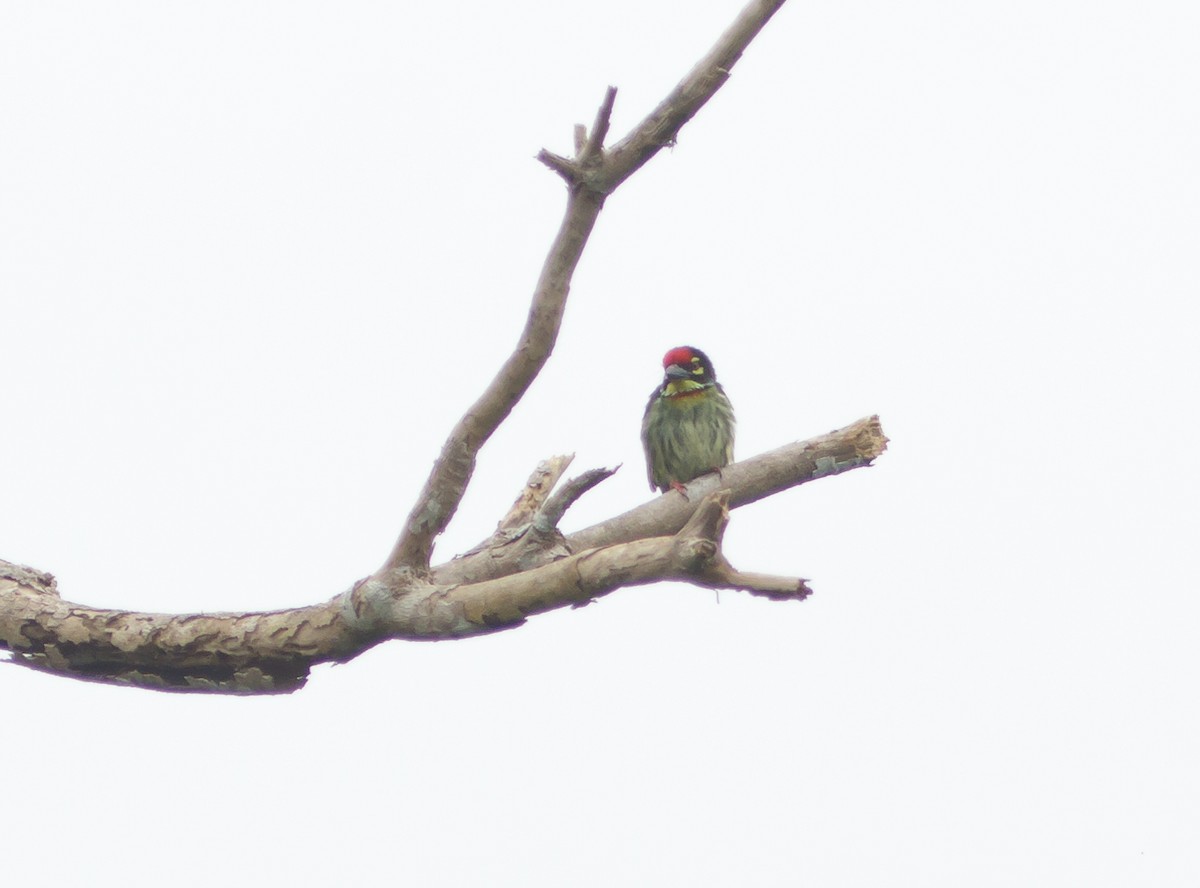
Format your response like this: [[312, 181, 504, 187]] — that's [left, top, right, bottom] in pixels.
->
[[0, 0, 889, 696], [389, 0, 790, 572], [1, 415, 885, 693]]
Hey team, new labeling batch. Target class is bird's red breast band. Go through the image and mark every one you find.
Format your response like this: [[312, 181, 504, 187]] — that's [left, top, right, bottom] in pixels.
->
[[663, 346, 695, 367]]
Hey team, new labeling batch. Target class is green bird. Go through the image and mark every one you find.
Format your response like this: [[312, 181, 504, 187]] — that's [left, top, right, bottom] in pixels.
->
[[641, 345, 736, 494]]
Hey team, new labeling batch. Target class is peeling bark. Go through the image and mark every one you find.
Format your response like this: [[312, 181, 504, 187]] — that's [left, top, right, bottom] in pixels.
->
[[0, 563, 360, 693]]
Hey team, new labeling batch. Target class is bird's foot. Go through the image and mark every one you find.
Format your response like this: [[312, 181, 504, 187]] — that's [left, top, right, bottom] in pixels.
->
[[670, 481, 691, 501]]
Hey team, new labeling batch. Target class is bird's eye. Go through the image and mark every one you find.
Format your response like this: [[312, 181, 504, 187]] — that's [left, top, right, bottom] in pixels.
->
[[691, 363, 705, 375]]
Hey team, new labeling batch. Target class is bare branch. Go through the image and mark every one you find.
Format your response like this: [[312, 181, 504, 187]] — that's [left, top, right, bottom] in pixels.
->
[[2, 415, 882, 693], [569, 415, 885, 550], [704, 565, 812, 601], [386, 2, 791, 572], [428, 490, 807, 633], [457, 454, 575, 560], [432, 493, 747, 632], [534, 465, 620, 532], [498, 455, 575, 532], [603, 0, 788, 189], [536, 149, 578, 182], [579, 86, 618, 164], [664, 490, 810, 600], [0, 566, 360, 694], [382, 188, 605, 572], [435, 415, 886, 587], [538, 87, 617, 185]]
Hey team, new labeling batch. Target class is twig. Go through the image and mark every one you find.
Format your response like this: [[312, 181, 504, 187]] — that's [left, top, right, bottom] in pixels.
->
[[536, 149, 578, 182], [534, 465, 620, 532], [579, 86, 618, 164], [658, 490, 810, 599], [699, 560, 812, 601]]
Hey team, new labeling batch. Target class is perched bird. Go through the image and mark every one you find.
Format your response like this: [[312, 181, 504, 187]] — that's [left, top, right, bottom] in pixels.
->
[[641, 345, 736, 494]]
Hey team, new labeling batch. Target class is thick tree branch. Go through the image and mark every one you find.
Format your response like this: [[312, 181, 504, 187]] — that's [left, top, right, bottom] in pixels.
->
[[365, 491, 804, 637], [433, 415, 886, 587], [1, 415, 881, 693], [567, 414, 885, 551], [0, 562, 361, 693]]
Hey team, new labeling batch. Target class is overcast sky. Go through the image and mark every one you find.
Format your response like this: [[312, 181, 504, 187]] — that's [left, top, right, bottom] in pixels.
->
[[2, 1, 1197, 884]]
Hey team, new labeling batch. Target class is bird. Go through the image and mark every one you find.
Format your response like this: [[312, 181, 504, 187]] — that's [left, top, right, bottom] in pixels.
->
[[641, 345, 736, 494]]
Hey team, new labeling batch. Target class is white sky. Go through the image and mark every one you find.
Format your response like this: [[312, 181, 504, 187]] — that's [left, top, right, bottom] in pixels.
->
[[2, 1, 1197, 884]]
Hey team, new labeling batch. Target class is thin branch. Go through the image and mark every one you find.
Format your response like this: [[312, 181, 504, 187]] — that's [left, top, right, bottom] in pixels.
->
[[667, 489, 809, 600], [539, 87, 618, 184], [383, 188, 605, 572], [579, 86, 618, 164], [603, 0, 788, 189], [537, 149, 578, 182], [699, 559, 812, 601], [534, 465, 620, 532]]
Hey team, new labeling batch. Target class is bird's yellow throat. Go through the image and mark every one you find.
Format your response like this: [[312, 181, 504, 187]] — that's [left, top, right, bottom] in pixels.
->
[[664, 379, 709, 398]]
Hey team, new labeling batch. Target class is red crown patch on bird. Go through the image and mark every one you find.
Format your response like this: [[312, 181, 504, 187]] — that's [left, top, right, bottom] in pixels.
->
[[662, 346, 696, 368]]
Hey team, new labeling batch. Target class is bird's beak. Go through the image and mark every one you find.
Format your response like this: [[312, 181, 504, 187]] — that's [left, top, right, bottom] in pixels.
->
[[665, 364, 691, 380]]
